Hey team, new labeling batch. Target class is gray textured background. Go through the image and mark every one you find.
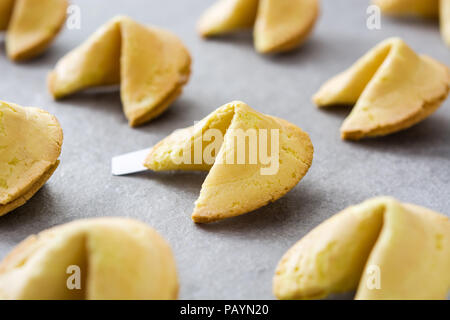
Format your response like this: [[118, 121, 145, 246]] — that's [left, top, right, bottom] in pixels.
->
[[0, 0, 449, 300]]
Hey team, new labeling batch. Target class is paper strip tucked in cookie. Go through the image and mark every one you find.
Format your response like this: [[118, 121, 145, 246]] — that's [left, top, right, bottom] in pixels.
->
[[198, 0, 319, 54], [313, 37, 450, 140], [2, 0, 68, 61], [0, 101, 63, 217], [0, 218, 178, 300], [48, 16, 191, 127], [273, 197, 450, 300], [144, 101, 313, 223]]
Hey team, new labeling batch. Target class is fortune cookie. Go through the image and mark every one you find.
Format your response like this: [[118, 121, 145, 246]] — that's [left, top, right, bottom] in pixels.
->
[[273, 197, 450, 300], [0, 0, 68, 61], [198, 0, 319, 53], [313, 37, 450, 140], [0, 218, 178, 300], [144, 101, 313, 223], [0, 101, 63, 217], [48, 16, 191, 127], [373, 0, 440, 17], [441, 0, 450, 45], [373, 0, 450, 46]]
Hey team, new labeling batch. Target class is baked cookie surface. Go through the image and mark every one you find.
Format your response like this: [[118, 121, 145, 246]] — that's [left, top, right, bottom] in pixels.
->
[[373, 0, 450, 46], [273, 197, 450, 300], [1, 0, 68, 61], [373, 0, 439, 17], [198, 0, 319, 53], [313, 37, 450, 140], [144, 101, 314, 223], [0, 217, 178, 300], [0, 101, 63, 217], [48, 16, 191, 127], [441, 0, 450, 45]]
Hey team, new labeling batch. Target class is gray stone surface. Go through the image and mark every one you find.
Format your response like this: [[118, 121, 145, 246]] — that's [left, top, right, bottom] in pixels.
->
[[0, 0, 449, 299]]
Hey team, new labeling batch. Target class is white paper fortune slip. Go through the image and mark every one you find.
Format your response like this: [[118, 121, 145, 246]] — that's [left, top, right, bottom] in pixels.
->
[[111, 148, 152, 176]]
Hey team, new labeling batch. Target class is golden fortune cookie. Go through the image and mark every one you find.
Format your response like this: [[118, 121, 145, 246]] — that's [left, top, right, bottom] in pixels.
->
[[0, 101, 63, 217], [144, 101, 314, 223], [0, 218, 178, 300], [0, 0, 68, 61], [273, 197, 450, 300], [373, 0, 440, 17], [313, 37, 450, 140], [442, 0, 450, 46], [48, 16, 191, 127], [198, 0, 319, 53], [373, 0, 450, 46]]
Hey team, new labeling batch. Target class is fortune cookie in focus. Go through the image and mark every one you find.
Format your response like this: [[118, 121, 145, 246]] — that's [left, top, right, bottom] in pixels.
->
[[48, 16, 191, 127]]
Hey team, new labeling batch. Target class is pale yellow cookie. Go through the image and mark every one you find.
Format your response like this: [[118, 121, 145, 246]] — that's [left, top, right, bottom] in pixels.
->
[[313, 37, 450, 140], [144, 101, 314, 223], [373, 0, 439, 17], [2, 0, 68, 61], [198, 0, 319, 54], [0, 217, 178, 300], [273, 197, 450, 300], [197, 0, 259, 37], [48, 16, 191, 127], [441, 0, 450, 45], [0, 101, 63, 217], [0, 0, 14, 31]]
